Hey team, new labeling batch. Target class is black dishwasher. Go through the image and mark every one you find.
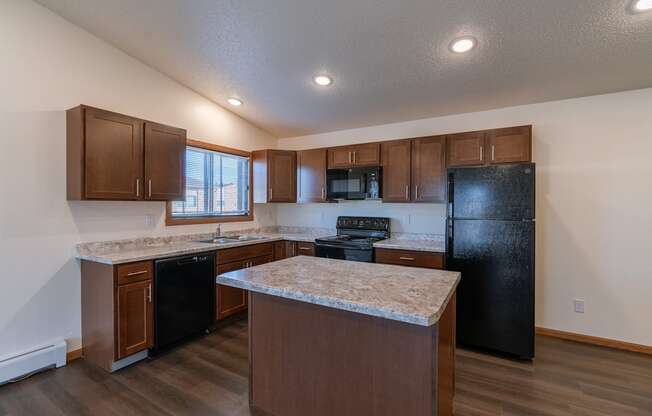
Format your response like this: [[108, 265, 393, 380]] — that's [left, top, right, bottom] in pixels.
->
[[153, 252, 215, 352]]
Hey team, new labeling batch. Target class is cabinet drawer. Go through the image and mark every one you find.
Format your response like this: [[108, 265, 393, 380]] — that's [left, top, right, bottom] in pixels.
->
[[296, 242, 315, 256], [217, 242, 275, 265], [375, 248, 444, 269], [116, 261, 153, 285]]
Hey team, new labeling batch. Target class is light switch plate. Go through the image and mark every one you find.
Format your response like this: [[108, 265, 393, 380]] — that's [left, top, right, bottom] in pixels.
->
[[574, 299, 585, 314]]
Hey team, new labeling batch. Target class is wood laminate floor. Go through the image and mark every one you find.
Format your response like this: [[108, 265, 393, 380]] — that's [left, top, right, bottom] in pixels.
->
[[1, 319, 651, 415]]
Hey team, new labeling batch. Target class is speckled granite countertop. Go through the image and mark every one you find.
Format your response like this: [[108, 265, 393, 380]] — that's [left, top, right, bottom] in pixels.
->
[[373, 236, 445, 253], [75, 229, 333, 265], [217, 256, 460, 326]]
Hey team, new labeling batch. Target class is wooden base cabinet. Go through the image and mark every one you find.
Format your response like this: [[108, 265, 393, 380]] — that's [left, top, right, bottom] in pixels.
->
[[81, 260, 154, 372], [215, 243, 275, 320], [375, 248, 445, 269]]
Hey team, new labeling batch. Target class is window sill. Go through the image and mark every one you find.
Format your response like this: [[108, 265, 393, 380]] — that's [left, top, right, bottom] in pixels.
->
[[165, 213, 254, 226]]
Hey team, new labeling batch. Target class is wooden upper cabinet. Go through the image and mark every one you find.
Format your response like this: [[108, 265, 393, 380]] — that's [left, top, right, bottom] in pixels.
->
[[67, 105, 186, 201], [487, 126, 532, 164], [327, 143, 380, 168], [253, 150, 297, 203], [297, 148, 327, 203], [143, 122, 186, 201], [381, 140, 412, 202], [75, 106, 144, 200], [447, 131, 486, 167], [117, 279, 153, 359], [412, 136, 446, 203]]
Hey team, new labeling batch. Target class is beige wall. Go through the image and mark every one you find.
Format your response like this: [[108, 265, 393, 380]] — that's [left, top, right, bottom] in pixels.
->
[[279, 88, 652, 347], [0, 0, 277, 357]]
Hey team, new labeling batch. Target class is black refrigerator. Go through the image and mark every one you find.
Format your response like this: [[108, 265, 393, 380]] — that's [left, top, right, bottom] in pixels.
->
[[446, 163, 535, 359]]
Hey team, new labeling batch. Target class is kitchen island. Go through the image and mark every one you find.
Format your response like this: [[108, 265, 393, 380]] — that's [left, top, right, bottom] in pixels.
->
[[217, 256, 460, 416]]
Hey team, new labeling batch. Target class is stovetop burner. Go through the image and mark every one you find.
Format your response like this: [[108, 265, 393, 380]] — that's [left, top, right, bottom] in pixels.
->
[[315, 216, 391, 252]]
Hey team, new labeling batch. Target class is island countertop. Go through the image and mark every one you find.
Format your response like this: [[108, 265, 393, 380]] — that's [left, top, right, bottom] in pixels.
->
[[217, 256, 460, 326]]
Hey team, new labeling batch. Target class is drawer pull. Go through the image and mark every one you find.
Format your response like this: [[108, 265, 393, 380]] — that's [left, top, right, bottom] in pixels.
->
[[126, 270, 148, 277], [399, 257, 415, 261], [299, 247, 311, 251]]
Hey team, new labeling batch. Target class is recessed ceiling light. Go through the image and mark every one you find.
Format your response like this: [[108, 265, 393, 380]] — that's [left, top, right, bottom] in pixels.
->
[[450, 37, 477, 54], [633, 0, 652, 11], [227, 98, 243, 106], [313, 75, 333, 86]]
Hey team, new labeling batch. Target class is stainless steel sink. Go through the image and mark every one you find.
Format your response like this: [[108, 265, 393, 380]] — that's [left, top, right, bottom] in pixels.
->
[[236, 235, 268, 241], [196, 235, 268, 244]]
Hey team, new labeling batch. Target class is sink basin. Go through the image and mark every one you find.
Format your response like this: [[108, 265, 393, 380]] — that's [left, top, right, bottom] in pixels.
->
[[236, 235, 268, 241], [196, 235, 268, 244]]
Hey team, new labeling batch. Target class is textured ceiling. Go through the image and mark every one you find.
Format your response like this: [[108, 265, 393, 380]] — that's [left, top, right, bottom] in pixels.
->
[[36, 0, 652, 137]]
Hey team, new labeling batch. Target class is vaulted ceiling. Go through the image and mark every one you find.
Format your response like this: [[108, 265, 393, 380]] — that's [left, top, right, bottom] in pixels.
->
[[37, 0, 652, 137]]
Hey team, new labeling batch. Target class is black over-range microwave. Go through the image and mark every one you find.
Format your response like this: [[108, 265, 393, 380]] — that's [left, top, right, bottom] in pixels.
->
[[326, 167, 382, 200]]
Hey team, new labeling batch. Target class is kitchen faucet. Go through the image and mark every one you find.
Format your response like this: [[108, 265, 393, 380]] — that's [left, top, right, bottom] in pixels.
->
[[215, 224, 221, 237]]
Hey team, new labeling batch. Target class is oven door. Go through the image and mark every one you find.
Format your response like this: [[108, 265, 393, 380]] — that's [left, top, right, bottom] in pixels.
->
[[326, 169, 367, 200], [315, 243, 373, 263]]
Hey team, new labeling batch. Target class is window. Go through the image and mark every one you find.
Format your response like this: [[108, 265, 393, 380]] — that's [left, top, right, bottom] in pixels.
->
[[166, 140, 253, 225]]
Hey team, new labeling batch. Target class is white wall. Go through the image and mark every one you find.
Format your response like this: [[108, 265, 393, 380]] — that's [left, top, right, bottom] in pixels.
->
[[279, 88, 652, 347], [0, 0, 277, 357]]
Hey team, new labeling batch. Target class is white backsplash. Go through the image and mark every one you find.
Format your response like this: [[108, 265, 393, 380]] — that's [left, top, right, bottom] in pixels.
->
[[273, 200, 447, 235]]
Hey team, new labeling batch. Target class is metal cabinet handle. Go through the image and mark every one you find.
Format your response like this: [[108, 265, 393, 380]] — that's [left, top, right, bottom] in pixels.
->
[[480, 146, 484, 161], [127, 270, 148, 277], [405, 185, 409, 200], [348, 151, 352, 164], [269, 188, 273, 201], [147, 284, 152, 303], [415, 185, 419, 200], [136, 179, 140, 197], [399, 257, 415, 261], [148, 179, 152, 197], [321, 187, 325, 200], [353, 151, 356, 164], [299, 247, 311, 251], [491, 145, 495, 161]]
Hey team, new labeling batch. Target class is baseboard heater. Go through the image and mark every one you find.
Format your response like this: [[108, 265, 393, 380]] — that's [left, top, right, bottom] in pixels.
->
[[0, 340, 67, 385]]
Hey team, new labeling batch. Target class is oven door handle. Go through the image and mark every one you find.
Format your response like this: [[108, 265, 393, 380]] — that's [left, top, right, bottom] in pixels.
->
[[315, 243, 368, 251]]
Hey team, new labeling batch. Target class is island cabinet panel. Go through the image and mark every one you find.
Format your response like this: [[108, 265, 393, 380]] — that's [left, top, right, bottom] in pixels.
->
[[447, 131, 486, 167], [375, 248, 445, 269], [381, 139, 412, 202], [487, 125, 532, 164], [67, 105, 186, 201], [143, 122, 186, 200], [412, 135, 446, 202], [249, 292, 455, 416], [297, 148, 327, 202], [215, 243, 274, 320], [253, 150, 297, 203]]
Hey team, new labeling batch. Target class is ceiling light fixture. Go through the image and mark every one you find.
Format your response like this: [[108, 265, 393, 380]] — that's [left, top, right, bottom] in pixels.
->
[[633, 0, 652, 11], [227, 98, 243, 106], [449, 36, 477, 54], [313, 75, 333, 86]]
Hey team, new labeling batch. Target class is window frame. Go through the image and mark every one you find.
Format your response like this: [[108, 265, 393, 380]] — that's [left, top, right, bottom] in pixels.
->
[[165, 139, 254, 226]]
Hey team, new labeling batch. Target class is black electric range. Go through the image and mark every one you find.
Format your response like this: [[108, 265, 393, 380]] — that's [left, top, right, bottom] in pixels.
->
[[315, 216, 390, 263]]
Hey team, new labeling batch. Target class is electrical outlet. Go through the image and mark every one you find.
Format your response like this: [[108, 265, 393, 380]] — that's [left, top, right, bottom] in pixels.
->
[[573, 299, 585, 314], [144, 214, 154, 227]]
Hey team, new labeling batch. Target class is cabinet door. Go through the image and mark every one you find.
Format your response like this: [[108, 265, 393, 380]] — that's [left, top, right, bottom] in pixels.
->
[[487, 126, 531, 164], [285, 241, 298, 257], [117, 279, 153, 359], [84, 107, 143, 200], [412, 136, 446, 202], [297, 148, 327, 203], [216, 259, 248, 320], [447, 132, 485, 167], [144, 122, 186, 200], [352, 143, 381, 166], [268, 150, 297, 202], [328, 146, 354, 168], [381, 140, 412, 202], [274, 240, 287, 260]]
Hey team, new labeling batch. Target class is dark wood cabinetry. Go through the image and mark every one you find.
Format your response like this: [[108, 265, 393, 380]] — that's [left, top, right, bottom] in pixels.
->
[[375, 248, 445, 269], [412, 135, 446, 202], [297, 148, 327, 203], [381, 139, 412, 202], [327, 143, 380, 168], [296, 241, 316, 256], [448, 126, 531, 167], [81, 259, 153, 372], [381, 136, 446, 203], [274, 240, 299, 259], [216, 242, 275, 320], [67, 105, 186, 201], [253, 150, 297, 203]]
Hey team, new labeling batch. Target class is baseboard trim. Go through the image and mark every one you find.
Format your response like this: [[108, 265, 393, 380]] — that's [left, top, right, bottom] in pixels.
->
[[536, 327, 652, 355], [66, 348, 82, 363]]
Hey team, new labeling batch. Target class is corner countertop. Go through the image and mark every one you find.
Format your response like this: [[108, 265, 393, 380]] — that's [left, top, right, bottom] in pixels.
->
[[217, 256, 460, 327], [373, 236, 445, 253]]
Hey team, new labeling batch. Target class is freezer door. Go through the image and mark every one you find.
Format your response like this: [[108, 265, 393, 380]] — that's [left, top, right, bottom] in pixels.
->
[[449, 163, 535, 220], [448, 219, 534, 359]]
